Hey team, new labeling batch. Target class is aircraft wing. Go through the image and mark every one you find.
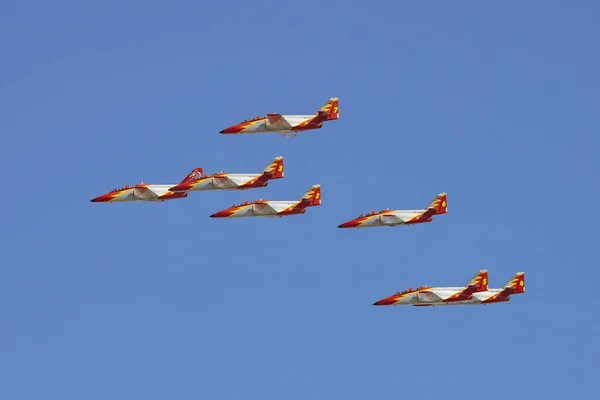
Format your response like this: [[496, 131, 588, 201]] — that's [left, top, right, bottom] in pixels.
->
[[265, 114, 294, 130], [253, 202, 278, 215], [416, 291, 443, 302], [212, 175, 239, 189], [133, 186, 160, 200], [380, 214, 403, 225]]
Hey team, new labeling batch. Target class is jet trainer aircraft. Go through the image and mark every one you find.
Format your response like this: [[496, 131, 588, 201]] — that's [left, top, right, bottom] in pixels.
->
[[219, 98, 339, 136], [373, 271, 525, 307], [169, 157, 284, 193], [338, 193, 447, 228], [210, 185, 321, 218], [90, 168, 203, 203]]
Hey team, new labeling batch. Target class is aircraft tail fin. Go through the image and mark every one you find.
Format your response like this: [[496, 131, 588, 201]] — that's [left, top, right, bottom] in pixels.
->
[[262, 156, 284, 179], [503, 272, 525, 294], [317, 97, 339, 121], [300, 184, 321, 206], [426, 192, 447, 214], [180, 168, 203, 183], [467, 269, 488, 291]]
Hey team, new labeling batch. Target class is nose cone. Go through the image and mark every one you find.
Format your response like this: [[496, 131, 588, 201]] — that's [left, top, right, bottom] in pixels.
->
[[338, 219, 361, 228], [220, 123, 247, 134], [90, 194, 110, 203], [220, 127, 236, 134], [373, 295, 398, 306], [209, 209, 233, 218]]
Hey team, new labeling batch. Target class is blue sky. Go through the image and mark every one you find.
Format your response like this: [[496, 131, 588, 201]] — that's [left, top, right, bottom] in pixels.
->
[[1, 1, 598, 398]]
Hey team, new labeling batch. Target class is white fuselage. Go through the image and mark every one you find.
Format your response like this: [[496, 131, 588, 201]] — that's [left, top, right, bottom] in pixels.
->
[[360, 210, 425, 227], [244, 115, 314, 133], [188, 174, 262, 191], [226, 201, 300, 217], [109, 184, 176, 202]]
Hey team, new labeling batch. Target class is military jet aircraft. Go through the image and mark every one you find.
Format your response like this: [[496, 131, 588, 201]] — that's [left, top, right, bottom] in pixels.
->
[[338, 193, 447, 228], [219, 98, 339, 136], [373, 271, 525, 307], [169, 157, 284, 193], [90, 168, 202, 203], [210, 185, 321, 218]]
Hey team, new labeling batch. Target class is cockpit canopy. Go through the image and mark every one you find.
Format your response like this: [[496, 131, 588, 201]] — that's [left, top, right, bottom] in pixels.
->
[[396, 285, 429, 295], [357, 209, 389, 218], [112, 184, 131, 192], [231, 199, 251, 208], [240, 115, 263, 123]]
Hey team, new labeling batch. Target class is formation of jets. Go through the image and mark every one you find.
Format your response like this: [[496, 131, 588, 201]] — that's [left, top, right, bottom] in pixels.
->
[[92, 96, 526, 307]]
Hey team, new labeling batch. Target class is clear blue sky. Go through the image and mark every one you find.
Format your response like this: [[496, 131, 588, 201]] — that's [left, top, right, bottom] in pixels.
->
[[1, 1, 598, 398]]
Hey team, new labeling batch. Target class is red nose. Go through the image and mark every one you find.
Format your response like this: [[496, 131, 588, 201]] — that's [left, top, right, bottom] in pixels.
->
[[338, 219, 361, 228], [90, 194, 110, 202], [219, 126, 241, 134], [210, 209, 233, 218], [373, 296, 398, 306]]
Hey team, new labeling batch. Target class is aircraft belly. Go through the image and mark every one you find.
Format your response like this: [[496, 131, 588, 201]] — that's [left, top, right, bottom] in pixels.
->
[[415, 301, 476, 306]]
